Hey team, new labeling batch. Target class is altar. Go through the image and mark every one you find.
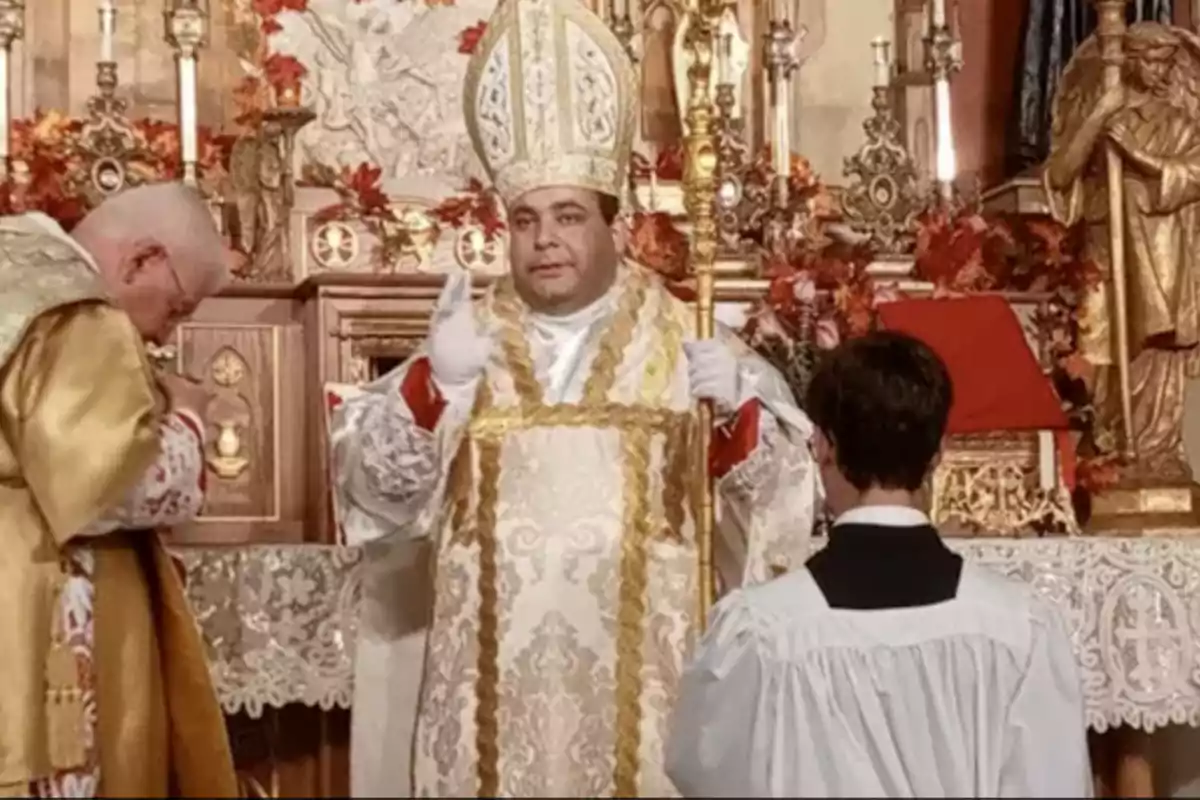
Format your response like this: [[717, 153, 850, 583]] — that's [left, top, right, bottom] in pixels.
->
[[183, 534, 1200, 794], [3, 0, 1200, 796]]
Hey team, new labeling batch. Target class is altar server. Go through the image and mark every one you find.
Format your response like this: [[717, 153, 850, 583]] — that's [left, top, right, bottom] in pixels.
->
[[665, 330, 1092, 797], [0, 184, 237, 797], [327, 0, 821, 794]]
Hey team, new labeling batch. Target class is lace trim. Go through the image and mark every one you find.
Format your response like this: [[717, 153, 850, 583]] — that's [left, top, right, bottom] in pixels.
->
[[180, 535, 1200, 731], [358, 396, 440, 508], [175, 545, 362, 718]]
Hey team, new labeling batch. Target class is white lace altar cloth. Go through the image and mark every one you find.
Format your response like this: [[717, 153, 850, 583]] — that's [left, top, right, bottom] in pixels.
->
[[176, 535, 1200, 731], [173, 544, 363, 718]]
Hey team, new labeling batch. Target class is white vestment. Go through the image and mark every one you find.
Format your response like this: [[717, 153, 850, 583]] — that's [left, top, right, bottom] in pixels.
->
[[665, 508, 1093, 798], [332, 265, 819, 797]]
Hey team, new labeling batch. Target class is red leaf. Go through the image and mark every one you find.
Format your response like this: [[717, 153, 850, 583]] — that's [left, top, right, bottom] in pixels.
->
[[458, 21, 487, 55]]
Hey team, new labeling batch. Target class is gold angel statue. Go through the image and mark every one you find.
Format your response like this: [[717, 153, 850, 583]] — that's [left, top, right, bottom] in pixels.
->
[[1045, 21, 1200, 502]]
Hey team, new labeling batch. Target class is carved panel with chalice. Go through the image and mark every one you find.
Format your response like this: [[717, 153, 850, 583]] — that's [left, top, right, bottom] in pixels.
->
[[178, 323, 281, 521]]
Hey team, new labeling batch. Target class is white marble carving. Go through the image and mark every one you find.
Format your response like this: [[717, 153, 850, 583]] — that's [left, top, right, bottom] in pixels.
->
[[273, 0, 498, 203]]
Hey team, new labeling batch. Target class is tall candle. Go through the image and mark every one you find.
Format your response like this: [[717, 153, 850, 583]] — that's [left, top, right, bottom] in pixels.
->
[[931, 0, 946, 28], [934, 79, 956, 182], [871, 36, 890, 88], [99, 0, 115, 63], [719, 33, 732, 85]]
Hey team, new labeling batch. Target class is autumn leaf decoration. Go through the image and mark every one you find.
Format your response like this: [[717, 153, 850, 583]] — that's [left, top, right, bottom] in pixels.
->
[[307, 167, 506, 271], [0, 110, 231, 230], [431, 178, 506, 241], [263, 52, 308, 98], [626, 211, 688, 282], [458, 21, 487, 54], [253, 0, 307, 35], [308, 162, 415, 268]]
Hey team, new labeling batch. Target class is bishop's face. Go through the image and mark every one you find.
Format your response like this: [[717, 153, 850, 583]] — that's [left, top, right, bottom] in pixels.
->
[[507, 186, 622, 316]]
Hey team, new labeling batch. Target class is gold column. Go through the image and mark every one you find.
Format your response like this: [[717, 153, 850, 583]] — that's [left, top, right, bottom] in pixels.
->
[[164, 0, 208, 186], [682, 0, 721, 626], [0, 0, 24, 182]]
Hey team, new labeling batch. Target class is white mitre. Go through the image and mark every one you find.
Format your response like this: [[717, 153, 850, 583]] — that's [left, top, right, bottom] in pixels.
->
[[462, 0, 637, 204]]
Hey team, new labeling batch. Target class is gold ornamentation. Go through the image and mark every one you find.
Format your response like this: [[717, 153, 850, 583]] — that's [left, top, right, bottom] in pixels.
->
[[205, 347, 253, 481], [681, 0, 722, 623], [930, 433, 1078, 537], [311, 221, 360, 270], [208, 421, 249, 480], [470, 403, 689, 440], [470, 384, 503, 798], [423, 269, 692, 795], [461, 0, 638, 203], [841, 86, 921, 256], [1044, 12, 1200, 526], [211, 349, 247, 387], [394, 207, 439, 271], [453, 228, 501, 272]]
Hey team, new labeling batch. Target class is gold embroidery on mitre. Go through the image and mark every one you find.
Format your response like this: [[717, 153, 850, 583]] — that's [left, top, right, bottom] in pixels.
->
[[462, 0, 637, 203]]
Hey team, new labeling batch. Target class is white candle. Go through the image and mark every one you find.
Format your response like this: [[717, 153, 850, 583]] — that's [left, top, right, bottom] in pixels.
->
[[773, 100, 789, 177], [719, 34, 732, 85], [931, 0, 946, 28], [871, 36, 890, 88], [1038, 430, 1055, 491], [180, 56, 198, 173], [934, 79, 956, 182], [99, 0, 116, 63]]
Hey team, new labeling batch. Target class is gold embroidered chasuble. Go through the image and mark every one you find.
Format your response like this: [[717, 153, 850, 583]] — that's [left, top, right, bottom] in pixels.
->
[[0, 215, 235, 796], [400, 267, 816, 797]]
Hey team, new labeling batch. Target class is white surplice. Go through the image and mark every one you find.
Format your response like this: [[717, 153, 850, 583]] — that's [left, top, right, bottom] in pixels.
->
[[331, 264, 820, 797], [665, 506, 1093, 799]]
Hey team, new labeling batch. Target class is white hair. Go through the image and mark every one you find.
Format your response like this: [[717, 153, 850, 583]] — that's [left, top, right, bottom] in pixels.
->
[[77, 181, 230, 297]]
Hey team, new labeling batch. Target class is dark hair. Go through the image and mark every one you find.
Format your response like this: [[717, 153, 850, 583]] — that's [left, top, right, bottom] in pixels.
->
[[596, 192, 620, 226], [805, 330, 953, 492]]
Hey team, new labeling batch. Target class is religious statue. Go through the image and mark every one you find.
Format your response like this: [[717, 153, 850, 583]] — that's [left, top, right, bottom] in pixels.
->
[[1045, 20, 1200, 507]]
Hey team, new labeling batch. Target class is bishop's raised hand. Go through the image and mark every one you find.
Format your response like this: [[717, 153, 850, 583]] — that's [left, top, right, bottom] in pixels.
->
[[428, 270, 491, 390]]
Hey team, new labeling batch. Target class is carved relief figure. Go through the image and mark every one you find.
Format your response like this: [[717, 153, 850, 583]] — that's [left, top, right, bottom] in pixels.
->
[[1045, 22, 1200, 479], [281, 0, 492, 192]]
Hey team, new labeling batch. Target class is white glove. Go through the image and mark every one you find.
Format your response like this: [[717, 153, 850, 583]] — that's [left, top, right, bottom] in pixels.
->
[[428, 271, 490, 392], [684, 339, 741, 413]]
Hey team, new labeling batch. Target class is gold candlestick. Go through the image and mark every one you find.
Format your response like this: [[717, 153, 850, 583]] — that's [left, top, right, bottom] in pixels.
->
[[0, 1, 24, 182], [164, 0, 208, 187]]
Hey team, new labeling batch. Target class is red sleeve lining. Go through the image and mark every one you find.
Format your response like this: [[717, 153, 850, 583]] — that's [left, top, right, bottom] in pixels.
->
[[710, 399, 762, 479], [400, 357, 448, 432]]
